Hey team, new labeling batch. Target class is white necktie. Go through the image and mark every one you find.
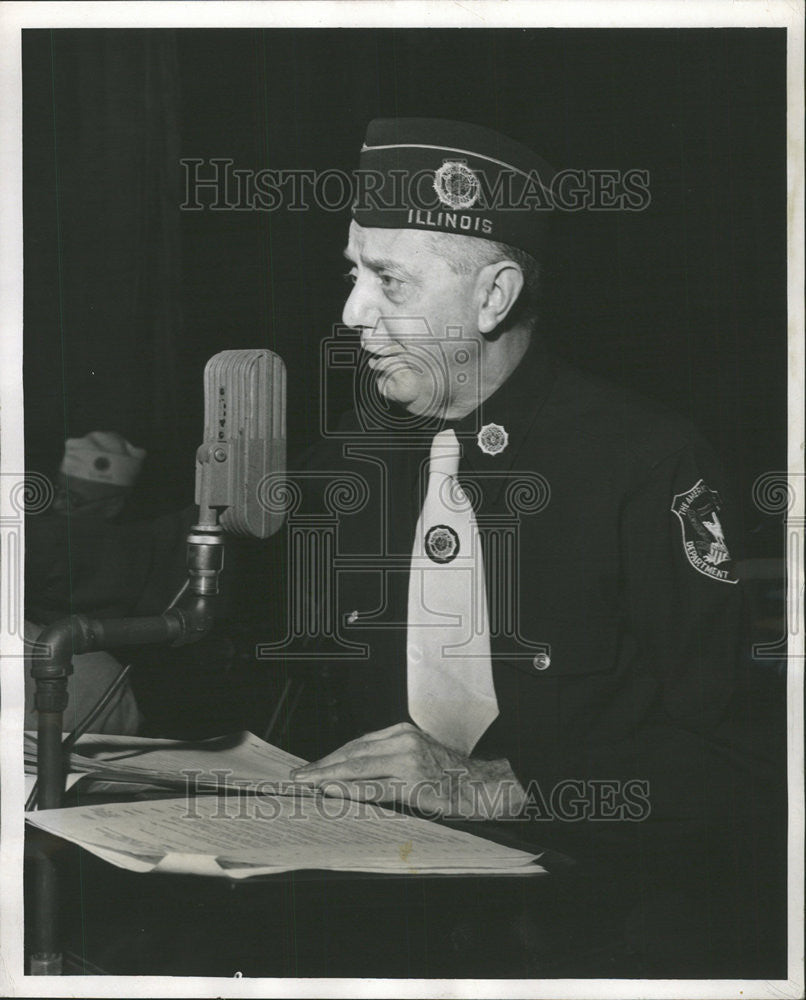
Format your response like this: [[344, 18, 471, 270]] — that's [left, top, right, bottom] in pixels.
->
[[406, 429, 499, 755]]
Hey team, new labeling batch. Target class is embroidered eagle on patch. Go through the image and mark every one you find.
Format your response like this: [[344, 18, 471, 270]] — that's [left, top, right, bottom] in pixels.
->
[[671, 480, 738, 584]]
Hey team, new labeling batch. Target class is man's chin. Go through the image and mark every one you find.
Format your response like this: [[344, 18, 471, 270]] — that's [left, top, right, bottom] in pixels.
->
[[377, 369, 419, 405], [375, 366, 453, 418]]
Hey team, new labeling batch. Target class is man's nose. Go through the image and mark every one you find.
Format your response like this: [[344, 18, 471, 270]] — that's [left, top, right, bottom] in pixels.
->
[[342, 279, 393, 354], [341, 275, 377, 332]]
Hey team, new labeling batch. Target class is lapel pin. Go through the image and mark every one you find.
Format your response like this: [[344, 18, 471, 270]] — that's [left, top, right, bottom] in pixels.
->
[[425, 524, 460, 563], [477, 423, 509, 456]]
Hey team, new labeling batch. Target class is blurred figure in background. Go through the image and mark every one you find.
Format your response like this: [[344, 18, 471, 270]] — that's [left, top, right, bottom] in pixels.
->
[[24, 430, 243, 739], [52, 430, 146, 521], [24, 431, 149, 734]]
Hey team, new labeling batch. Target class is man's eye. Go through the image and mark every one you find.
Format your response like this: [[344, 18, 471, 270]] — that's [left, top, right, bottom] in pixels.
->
[[379, 273, 403, 292], [342, 270, 357, 285]]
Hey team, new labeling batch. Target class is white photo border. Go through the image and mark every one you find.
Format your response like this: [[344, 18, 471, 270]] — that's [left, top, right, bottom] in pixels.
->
[[1, 3, 803, 998]]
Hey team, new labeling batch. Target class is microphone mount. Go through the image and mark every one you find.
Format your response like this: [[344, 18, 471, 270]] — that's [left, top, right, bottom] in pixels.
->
[[31, 519, 226, 807]]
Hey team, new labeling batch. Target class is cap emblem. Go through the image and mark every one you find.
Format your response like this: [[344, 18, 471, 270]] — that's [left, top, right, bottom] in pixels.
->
[[477, 423, 509, 456], [433, 159, 480, 210]]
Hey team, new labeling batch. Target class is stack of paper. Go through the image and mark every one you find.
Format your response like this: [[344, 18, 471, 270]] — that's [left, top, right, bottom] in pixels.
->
[[26, 794, 546, 878], [25, 729, 547, 877], [24, 730, 315, 796]]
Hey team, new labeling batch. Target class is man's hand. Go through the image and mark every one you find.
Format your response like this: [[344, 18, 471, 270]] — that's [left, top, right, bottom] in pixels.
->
[[290, 722, 526, 820]]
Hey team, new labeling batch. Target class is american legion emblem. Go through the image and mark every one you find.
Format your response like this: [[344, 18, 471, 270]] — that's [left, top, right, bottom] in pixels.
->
[[425, 524, 460, 564], [671, 479, 738, 584], [477, 422, 509, 456], [433, 159, 481, 210]]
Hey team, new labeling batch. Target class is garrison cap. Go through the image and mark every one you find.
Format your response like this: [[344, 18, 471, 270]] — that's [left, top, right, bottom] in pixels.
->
[[352, 117, 556, 259], [61, 431, 146, 488]]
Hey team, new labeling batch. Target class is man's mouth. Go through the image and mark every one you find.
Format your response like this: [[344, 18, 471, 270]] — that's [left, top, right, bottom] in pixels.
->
[[367, 353, 401, 372], [363, 348, 423, 374]]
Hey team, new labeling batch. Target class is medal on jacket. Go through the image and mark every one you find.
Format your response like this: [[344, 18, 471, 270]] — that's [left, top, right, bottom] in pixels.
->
[[424, 524, 460, 563], [477, 422, 508, 456]]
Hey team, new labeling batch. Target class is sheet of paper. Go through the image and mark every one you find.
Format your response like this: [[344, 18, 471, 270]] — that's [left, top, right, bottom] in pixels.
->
[[26, 794, 546, 878], [25, 730, 313, 795], [69, 730, 306, 773], [24, 773, 85, 799]]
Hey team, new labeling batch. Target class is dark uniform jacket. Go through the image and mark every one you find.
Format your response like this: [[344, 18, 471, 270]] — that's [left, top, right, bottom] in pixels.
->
[[288, 338, 781, 864]]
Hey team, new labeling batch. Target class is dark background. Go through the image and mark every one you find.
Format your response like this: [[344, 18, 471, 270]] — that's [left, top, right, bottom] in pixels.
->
[[23, 27, 787, 546], [22, 28, 788, 735]]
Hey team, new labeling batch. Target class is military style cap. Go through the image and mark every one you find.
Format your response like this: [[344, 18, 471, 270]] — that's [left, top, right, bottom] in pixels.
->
[[61, 431, 146, 488], [352, 117, 556, 259]]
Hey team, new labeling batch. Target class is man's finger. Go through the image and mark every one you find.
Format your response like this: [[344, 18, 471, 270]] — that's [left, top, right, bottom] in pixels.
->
[[290, 734, 379, 774], [328, 778, 409, 805], [292, 728, 422, 776], [355, 722, 419, 742], [294, 751, 417, 785]]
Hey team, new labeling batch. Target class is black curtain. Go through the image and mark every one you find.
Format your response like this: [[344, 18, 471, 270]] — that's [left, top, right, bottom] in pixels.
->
[[24, 30, 186, 511]]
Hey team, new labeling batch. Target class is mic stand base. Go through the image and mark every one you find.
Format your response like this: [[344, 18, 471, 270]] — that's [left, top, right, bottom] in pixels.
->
[[27, 523, 225, 974], [29, 829, 63, 976]]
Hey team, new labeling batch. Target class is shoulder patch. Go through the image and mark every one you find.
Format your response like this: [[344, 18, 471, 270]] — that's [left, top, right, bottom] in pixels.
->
[[671, 480, 738, 584]]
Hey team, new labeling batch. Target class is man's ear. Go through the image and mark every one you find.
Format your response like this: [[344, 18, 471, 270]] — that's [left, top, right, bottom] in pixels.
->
[[476, 260, 524, 335]]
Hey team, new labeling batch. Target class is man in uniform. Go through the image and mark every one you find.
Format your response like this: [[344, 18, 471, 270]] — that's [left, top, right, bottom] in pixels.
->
[[283, 119, 784, 974]]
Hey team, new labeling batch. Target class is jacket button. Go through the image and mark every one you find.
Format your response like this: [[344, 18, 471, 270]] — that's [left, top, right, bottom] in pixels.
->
[[532, 652, 550, 671], [346, 610, 359, 624]]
